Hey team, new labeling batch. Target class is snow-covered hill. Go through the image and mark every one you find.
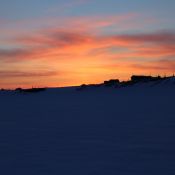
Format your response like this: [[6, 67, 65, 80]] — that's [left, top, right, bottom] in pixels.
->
[[0, 80, 175, 175]]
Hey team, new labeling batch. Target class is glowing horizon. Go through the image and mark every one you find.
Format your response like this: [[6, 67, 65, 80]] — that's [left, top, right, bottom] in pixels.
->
[[0, 0, 175, 89]]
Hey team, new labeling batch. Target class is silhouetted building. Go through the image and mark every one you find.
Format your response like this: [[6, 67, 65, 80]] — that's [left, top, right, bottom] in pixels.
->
[[104, 79, 120, 87]]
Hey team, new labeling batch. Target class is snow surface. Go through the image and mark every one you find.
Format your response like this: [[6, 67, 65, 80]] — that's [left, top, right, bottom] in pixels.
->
[[0, 81, 175, 175]]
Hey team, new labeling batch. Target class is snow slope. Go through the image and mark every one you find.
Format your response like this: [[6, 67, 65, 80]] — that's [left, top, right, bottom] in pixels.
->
[[0, 81, 175, 175]]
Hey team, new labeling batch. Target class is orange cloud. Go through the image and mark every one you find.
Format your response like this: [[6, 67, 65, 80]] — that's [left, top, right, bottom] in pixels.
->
[[1, 27, 175, 88], [5, 30, 174, 61]]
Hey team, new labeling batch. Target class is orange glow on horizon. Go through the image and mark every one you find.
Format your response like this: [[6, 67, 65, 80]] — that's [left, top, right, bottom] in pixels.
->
[[0, 15, 175, 89]]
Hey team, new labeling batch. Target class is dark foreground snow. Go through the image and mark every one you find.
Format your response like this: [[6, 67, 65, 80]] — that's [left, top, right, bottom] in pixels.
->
[[0, 81, 175, 175]]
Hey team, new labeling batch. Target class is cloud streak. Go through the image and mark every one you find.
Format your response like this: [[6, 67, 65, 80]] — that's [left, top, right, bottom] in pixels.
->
[[131, 59, 175, 71], [0, 70, 58, 78]]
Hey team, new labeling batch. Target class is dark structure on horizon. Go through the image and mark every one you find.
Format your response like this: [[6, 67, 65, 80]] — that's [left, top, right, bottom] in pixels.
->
[[1, 75, 174, 92], [131, 75, 163, 83], [77, 75, 174, 90]]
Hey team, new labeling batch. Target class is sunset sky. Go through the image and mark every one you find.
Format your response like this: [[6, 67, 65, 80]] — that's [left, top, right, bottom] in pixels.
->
[[0, 0, 175, 88]]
